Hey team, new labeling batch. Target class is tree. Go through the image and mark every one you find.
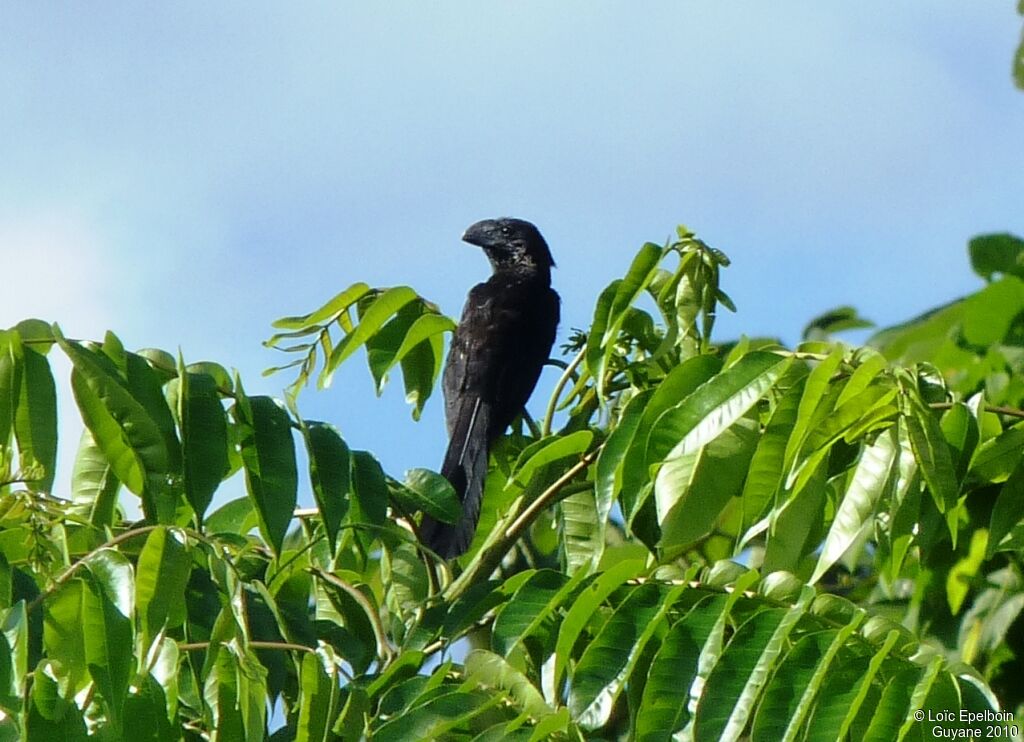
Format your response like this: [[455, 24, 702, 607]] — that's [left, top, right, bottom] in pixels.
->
[[1, 226, 1022, 740]]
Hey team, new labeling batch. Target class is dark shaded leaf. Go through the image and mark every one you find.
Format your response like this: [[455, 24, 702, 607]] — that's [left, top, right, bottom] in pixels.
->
[[235, 394, 298, 556], [302, 421, 351, 550]]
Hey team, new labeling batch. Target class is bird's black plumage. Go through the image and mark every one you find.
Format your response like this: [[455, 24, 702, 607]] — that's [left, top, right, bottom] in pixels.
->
[[419, 218, 560, 558]]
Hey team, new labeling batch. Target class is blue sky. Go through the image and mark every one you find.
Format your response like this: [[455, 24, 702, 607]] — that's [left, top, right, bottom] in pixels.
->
[[3, 4, 1023, 505]]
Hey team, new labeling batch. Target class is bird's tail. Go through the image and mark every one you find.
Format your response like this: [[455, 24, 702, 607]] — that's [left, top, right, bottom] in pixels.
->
[[420, 400, 490, 559]]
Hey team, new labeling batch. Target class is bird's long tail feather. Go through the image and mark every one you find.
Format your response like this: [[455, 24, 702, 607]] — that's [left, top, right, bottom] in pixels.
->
[[420, 399, 490, 559]]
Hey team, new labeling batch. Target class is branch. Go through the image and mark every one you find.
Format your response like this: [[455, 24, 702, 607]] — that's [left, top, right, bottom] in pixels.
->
[[542, 348, 586, 437], [928, 401, 1024, 420], [447, 449, 599, 602], [26, 525, 160, 614]]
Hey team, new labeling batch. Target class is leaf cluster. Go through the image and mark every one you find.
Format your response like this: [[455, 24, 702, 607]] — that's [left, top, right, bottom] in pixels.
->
[[1, 226, 1023, 739]]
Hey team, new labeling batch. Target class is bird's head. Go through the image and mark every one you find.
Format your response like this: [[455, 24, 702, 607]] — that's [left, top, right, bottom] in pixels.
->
[[462, 217, 555, 275]]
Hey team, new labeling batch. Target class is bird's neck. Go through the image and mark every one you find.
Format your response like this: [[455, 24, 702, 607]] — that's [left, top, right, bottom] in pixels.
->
[[491, 262, 550, 285]]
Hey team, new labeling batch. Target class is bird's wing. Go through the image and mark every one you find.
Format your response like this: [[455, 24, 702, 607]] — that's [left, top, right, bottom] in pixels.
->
[[423, 280, 559, 559], [421, 284, 500, 558]]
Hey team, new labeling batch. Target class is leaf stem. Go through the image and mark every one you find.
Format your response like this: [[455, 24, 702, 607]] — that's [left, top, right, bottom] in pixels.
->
[[178, 640, 318, 655], [308, 567, 395, 664], [542, 349, 586, 437]]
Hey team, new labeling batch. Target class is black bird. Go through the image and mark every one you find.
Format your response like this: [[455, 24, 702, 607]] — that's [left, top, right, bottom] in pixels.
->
[[419, 218, 560, 559]]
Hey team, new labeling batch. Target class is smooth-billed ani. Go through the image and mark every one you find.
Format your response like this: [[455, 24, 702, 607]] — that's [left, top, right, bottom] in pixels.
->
[[419, 218, 560, 559]]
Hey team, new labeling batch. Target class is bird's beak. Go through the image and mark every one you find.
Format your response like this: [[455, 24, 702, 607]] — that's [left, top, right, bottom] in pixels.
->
[[462, 219, 497, 247]]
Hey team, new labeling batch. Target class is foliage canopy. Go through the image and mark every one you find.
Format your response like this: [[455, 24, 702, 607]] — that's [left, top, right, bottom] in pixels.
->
[[2, 227, 1024, 740]]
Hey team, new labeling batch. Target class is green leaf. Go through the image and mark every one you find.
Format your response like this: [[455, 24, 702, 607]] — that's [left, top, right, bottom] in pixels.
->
[[740, 376, 804, 533], [203, 644, 268, 742], [1016, 25, 1024, 91], [947, 529, 988, 615], [835, 350, 888, 408], [350, 450, 389, 552], [968, 233, 1024, 280], [464, 649, 551, 720], [594, 390, 652, 527], [43, 582, 88, 695], [296, 652, 341, 742], [763, 458, 828, 574], [135, 527, 191, 657], [803, 385, 896, 453], [634, 595, 727, 741], [811, 429, 899, 584], [647, 351, 791, 467], [783, 346, 844, 469], [492, 570, 570, 658], [0, 333, 21, 480], [390, 314, 456, 369], [272, 282, 371, 330], [82, 549, 135, 727], [372, 688, 504, 741], [751, 617, 864, 742], [620, 355, 722, 520], [365, 303, 427, 394], [693, 589, 813, 741], [382, 541, 429, 628], [962, 276, 1024, 346], [971, 423, 1024, 482], [235, 395, 298, 556], [27, 660, 88, 741], [0, 602, 27, 712], [178, 363, 229, 522], [988, 459, 1024, 556], [559, 487, 602, 575], [124, 351, 182, 474], [940, 402, 979, 485], [553, 559, 647, 695], [322, 287, 420, 388], [569, 582, 686, 729], [507, 431, 593, 490], [367, 309, 455, 394], [401, 467, 459, 524], [69, 428, 120, 528], [586, 243, 664, 399], [206, 496, 258, 535], [399, 329, 444, 420], [869, 298, 964, 364], [805, 629, 897, 741], [333, 685, 369, 740], [904, 403, 959, 520], [802, 306, 874, 340], [301, 421, 351, 550], [655, 413, 759, 557], [57, 332, 171, 519], [14, 340, 58, 493], [122, 674, 177, 742], [860, 664, 924, 742]]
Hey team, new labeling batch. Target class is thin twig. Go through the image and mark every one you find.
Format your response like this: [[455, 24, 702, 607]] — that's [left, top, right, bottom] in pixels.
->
[[26, 525, 160, 614], [542, 349, 586, 437], [178, 640, 317, 655], [928, 401, 1024, 420]]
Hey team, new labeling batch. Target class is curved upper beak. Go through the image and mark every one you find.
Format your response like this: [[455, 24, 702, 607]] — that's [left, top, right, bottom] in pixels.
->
[[462, 219, 498, 247]]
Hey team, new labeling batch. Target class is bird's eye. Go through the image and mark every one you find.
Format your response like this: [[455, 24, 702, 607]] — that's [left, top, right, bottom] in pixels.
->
[[500, 225, 512, 236]]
